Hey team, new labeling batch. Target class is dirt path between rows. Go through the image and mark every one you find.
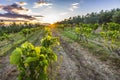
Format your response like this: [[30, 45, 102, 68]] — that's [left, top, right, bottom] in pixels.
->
[[53, 30, 120, 80]]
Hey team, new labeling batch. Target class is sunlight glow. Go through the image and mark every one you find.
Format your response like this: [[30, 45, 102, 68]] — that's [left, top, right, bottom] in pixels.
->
[[49, 24, 56, 28], [42, 15, 59, 24]]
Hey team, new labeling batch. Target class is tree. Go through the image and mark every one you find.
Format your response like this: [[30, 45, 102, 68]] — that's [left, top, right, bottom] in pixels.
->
[[112, 11, 120, 24]]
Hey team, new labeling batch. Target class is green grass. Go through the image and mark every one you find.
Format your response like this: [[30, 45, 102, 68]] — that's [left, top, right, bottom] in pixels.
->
[[0, 29, 43, 56], [60, 28, 120, 68], [0, 33, 25, 56], [62, 30, 110, 61], [80, 42, 110, 61], [62, 30, 77, 40]]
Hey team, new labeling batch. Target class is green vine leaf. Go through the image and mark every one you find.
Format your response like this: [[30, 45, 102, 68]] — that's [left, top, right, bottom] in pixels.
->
[[24, 57, 38, 63], [10, 48, 22, 65]]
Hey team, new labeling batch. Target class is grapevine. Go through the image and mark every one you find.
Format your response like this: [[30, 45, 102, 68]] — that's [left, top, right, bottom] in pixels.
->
[[10, 27, 60, 80], [75, 27, 92, 43]]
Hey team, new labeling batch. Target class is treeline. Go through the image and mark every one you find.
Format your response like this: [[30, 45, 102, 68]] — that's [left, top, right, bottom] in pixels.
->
[[0, 22, 43, 36], [58, 8, 120, 24]]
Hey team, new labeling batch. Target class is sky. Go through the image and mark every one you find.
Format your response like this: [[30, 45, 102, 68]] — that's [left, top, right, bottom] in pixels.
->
[[0, 0, 120, 24]]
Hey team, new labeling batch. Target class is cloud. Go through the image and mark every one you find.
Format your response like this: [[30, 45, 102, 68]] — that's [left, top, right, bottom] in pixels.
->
[[0, 3, 29, 14], [69, 3, 79, 12], [0, 5, 3, 10], [16, 2, 27, 6], [33, 2, 53, 8], [0, 3, 43, 21], [6, 0, 12, 2], [48, 6, 52, 9], [0, 13, 36, 20], [59, 12, 68, 15], [72, 3, 79, 6]]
